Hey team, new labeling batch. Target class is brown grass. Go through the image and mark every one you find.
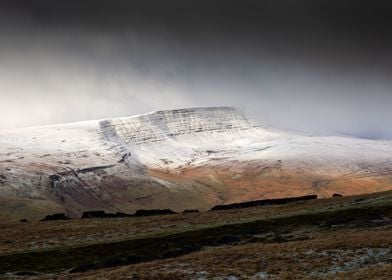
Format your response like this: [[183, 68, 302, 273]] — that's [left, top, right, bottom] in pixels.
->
[[1, 190, 390, 254], [50, 227, 392, 280], [0, 190, 391, 279], [150, 161, 392, 202]]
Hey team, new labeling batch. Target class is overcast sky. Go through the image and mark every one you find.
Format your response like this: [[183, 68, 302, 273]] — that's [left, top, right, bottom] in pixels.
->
[[0, 0, 391, 139]]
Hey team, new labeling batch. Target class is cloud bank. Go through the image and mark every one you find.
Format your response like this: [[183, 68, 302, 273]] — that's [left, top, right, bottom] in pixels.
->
[[0, 0, 391, 139]]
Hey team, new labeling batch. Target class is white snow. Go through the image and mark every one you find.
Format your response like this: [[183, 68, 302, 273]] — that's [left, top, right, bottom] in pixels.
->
[[1, 106, 392, 195]]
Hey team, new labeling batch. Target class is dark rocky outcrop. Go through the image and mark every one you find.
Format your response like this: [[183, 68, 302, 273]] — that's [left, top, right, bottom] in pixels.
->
[[118, 152, 131, 163], [20, 219, 29, 223], [332, 193, 343, 197], [76, 165, 116, 174], [210, 195, 318, 211], [40, 213, 70, 221], [182, 209, 199, 213], [48, 174, 61, 187], [81, 209, 176, 219], [81, 211, 133, 219], [81, 211, 108, 219], [48, 174, 61, 181], [133, 209, 177, 217]]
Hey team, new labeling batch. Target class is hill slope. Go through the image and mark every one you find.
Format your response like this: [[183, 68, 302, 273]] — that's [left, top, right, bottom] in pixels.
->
[[0, 107, 392, 221]]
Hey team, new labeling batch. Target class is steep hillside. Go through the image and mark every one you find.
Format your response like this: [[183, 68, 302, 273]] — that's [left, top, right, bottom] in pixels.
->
[[0, 107, 392, 221]]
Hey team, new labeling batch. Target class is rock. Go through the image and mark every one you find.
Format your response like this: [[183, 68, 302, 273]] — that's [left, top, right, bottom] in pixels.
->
[[118, 153, 131, 163], [333, 193, 343, 197], [81, 211, 109, 219], [81, 211, 133, 219], [48, 174, 61, 187], [182, 209, 199, 213], [40, 213, 70, 221], [48, 174, 61, 181], [20, 219, 29, 223]]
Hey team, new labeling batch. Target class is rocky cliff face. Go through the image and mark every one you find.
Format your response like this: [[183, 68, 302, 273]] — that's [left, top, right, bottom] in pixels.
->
[[98, 107, 276, 167], [100, 107, 255, 145], [1, 107, 392, 221]]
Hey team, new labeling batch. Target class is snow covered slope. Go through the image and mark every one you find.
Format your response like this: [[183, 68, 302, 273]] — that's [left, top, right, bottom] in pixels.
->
[[0, 107, 392, 221]]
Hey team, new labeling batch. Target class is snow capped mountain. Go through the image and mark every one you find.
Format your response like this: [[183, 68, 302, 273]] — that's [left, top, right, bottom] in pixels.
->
[[0, 107, 392, 221]]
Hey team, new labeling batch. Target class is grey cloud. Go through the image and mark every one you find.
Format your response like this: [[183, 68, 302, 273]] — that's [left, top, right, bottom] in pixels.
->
[[0, 0, 391, 139]]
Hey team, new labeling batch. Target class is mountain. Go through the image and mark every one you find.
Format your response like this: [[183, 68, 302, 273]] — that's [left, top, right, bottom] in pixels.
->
[[0, 107, 391, 221]]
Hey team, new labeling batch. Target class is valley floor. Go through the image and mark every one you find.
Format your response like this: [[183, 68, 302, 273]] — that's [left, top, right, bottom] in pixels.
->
[[0, 191, 391, 279]]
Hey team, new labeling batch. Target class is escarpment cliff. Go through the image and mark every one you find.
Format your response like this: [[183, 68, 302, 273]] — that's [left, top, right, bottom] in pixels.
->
[[1, 107, 392, 221], [98, 107, 274, 167], [100, 107, 256, 145]]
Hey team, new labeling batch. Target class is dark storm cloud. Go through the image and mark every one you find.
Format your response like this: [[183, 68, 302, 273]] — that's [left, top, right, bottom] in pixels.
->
[[0, 0, 391, 139]]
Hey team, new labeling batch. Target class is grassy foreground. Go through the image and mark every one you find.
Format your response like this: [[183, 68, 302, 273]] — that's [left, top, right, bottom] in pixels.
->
[[0, 190, 391, 279]]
